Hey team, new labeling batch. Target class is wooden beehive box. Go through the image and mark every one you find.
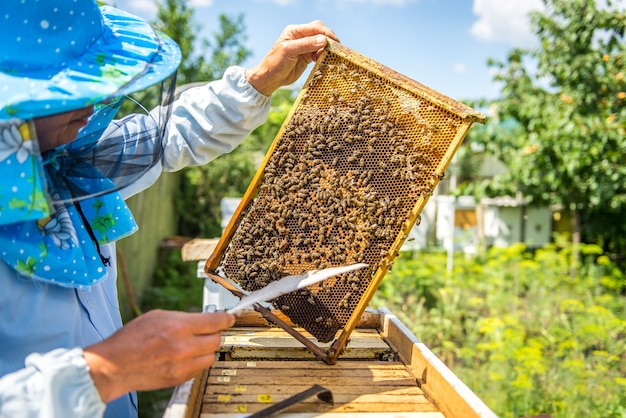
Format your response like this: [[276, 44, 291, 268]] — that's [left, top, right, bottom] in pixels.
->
[[163, 308, 496, 418]]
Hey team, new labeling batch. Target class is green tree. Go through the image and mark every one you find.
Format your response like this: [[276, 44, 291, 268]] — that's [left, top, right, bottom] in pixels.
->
[[149, 0, 266, 237], [471, 0, 626, 267], [200, 13, 251, 82], [153, 0, 200, 85], [154, 1, 250, 85]]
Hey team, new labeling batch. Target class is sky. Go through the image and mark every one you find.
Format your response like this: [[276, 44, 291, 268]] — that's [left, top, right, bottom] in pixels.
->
[[112, 0, 546, 102]]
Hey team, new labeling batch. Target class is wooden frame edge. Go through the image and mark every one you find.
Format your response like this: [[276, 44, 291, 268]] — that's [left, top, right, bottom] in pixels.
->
[[377, 307, 498, 418]]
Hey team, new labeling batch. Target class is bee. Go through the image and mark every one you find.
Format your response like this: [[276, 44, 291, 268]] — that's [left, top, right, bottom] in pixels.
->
[[322, 282, 331, 293], [447, 117, 460, 128]]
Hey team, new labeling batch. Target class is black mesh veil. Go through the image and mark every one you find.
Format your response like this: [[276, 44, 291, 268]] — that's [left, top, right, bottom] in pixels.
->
[[42, 71, 178, 205]]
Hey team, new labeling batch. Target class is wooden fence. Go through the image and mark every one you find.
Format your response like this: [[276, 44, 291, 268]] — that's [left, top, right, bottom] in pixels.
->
[[115, 171, 182, 320]]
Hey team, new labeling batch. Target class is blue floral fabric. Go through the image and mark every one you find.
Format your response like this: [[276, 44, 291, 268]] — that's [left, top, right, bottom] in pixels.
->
[[0, 121, 49, 224], [0, 119, 138, 289]]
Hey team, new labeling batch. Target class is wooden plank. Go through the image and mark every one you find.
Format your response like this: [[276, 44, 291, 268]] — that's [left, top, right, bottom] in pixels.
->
[[378, 308, 497, 418], [207, 365, 412, 380], [205, 373, 417, 387], [163, 370, 207, 418], [201, 401, 439, 414], [203, 390, 432, 405], [222, 327, 382, 340], [221, 327, 391, 360], [162, 378, 195, 418], [200, 414, 445, 418], [205, 385, 424, 397], [230, 308, 381, 329], [165, 309, 494, 418], [209, 360, 406, 371], [199, 353, 437, 417], [181, 238, 220, 262]]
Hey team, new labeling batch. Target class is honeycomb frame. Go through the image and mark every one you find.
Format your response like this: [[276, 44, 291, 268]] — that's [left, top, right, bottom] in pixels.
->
[[205, 40, 486, 362]]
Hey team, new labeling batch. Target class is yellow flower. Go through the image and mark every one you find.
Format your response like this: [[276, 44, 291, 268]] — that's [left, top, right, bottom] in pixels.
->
[[523, 144, 539, 154]]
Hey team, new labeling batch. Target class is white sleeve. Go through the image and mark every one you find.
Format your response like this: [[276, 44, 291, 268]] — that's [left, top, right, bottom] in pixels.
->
[[0, 348, 105, 418], [161, 65, 271, 171], [119, 66, 270, 199]]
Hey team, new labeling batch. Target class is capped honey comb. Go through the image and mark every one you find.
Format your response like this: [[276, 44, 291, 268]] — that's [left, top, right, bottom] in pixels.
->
[[206, 40, 485, 353]]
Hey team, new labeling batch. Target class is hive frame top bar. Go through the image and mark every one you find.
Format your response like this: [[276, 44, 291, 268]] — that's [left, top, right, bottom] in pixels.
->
[[324, 40, 486, 124], [206, 40, 486, 363]]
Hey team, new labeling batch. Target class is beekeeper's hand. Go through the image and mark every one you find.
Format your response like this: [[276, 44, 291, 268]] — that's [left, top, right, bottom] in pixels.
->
[[246, 20, 340, 96], [83, 309, 235, 402]]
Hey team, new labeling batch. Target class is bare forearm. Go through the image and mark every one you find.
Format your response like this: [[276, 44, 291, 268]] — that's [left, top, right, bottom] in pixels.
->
[[245, 21, 339, 96], [83, 309, 234, 403]]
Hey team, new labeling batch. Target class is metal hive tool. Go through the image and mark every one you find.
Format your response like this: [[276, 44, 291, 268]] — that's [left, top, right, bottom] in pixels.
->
[[205, 40, 486, 363]]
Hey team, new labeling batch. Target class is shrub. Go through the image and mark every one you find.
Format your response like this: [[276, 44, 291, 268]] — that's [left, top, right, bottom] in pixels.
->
[[371, 243, 626, 418]]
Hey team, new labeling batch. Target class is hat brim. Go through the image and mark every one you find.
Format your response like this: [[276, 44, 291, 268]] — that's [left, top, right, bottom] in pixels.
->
[[0, 6, 181, 120]]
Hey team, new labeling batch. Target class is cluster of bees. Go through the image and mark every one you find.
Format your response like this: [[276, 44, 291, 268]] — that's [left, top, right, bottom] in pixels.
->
[[219, 54, 457, 342]]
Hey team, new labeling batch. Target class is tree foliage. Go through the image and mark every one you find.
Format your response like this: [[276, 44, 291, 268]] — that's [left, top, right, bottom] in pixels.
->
[[467, 0, 626, 261], [200, 14, 251, 82], [153, 0, 199, 84], [153, 0, 250, 84]]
